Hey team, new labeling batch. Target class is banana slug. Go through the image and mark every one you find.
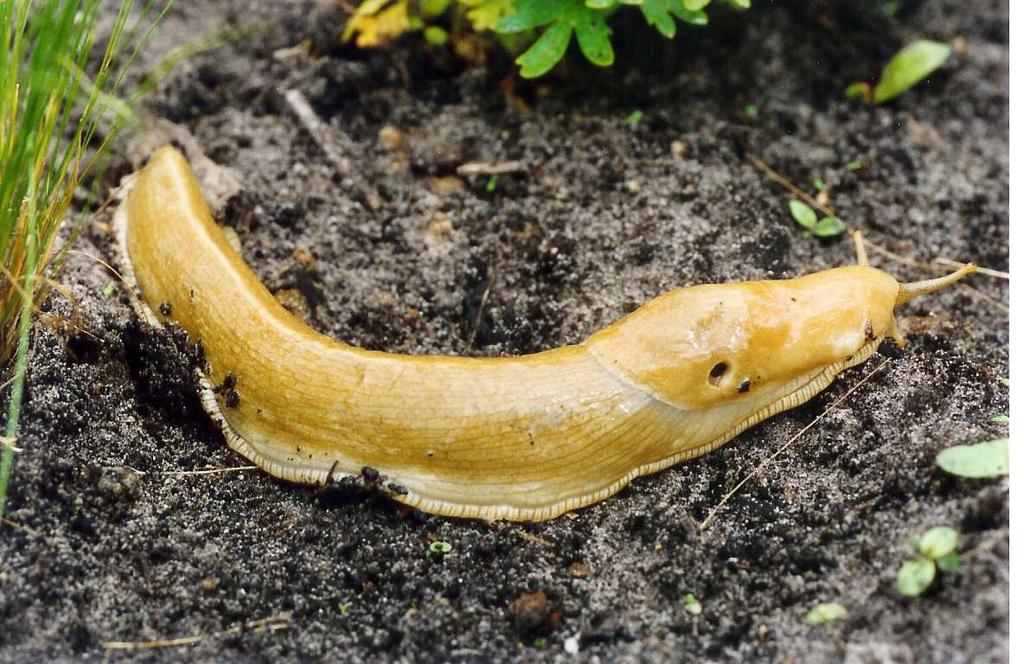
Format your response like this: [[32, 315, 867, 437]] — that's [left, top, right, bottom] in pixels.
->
[[113, 146, 975, 521]]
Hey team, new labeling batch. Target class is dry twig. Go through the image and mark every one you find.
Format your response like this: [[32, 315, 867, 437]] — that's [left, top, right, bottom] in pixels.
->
[[102, 615, 292, 651]]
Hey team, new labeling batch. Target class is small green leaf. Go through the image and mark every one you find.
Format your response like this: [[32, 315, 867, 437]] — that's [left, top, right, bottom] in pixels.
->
[[881, 1, 904, 16], [813, 178, 827, 192], [684, 0, 711, 10], [935, 552, 961, 573], [640, 1, 677, 38], [428, 540, 453, 554], [936, 438, 1009, 478], [573, 8, 614, 66], [337, 601, 351, 615], [486, 175, 498, 193], [788, 199, 818, 230], [845, 159, 863, 171], [101, 281, 117, 298], [744, 104, 759, 119], [991, 415, 1009, 424], [729, 0, 751, 9], [515, 20, 573, 78], [495, 0, 564, 33], [812, 216, 847, 238], [918, 526, 958, 559], [677, 9, 707, 26], [625, 110, 643, 125], [845, 82, 871, 102], [585, 0, 616, 7], [999, 377, 1010, 387], [896, 556, 936, 597], [421, 0, 452, 17], [683, 593, 702, 615], [874, 40, 952, 104], [804, 602, 847, 625], [533, 637, 548, 648], [423, 26, 449, 45]]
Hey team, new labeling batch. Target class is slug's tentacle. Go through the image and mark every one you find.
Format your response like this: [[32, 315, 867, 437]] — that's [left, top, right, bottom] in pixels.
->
[[113, 146, 974, 521], [896, 264, 978, 306], [853, 230, 870, 267]]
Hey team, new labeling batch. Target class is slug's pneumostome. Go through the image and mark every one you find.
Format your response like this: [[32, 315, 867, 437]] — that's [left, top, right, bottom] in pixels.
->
[[114, 146, 975, 521]]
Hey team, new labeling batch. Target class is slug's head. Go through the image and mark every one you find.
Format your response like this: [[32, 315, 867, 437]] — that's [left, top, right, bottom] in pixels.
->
[[586, 243, 974, 413]]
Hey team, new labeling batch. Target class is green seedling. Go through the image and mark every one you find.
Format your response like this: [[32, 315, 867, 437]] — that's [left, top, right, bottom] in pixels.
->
[[896, 526, 960, 597], [787, 200, 846, 238], [625, 110, 643, 125], [804, 602, 847, 625], [683, 593, 702, 615], [428, 540, 454, 555], [848, 40, 952, 104]]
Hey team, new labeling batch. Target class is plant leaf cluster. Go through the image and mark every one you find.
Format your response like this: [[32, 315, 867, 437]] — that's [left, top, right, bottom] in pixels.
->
[[787, 200, 846, 238], [344, 0, 751, 78], [896, 526, 960, 597]]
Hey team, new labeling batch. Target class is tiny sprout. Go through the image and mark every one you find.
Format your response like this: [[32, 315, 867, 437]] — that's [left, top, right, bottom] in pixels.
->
[[897, 525, 962, 597], [533, 637, 548, 649], [428, 540, 453, 555], [744, 104, 759, 119], [804, 602, 847, 625], [881, 1, 904, 16], [845, 159, 864, 171], [991, 415, 1009, 425], [683, 593, 702, 616], [845, 82, 872, 102], [813, 179, 827, 192], [423, 26, 449, 46], [337, 601, 351, 616], [486, 175, 498, 193], [101, 282, 117, 298], [625, 110, 643, 125], [787, 200, 847, 238]]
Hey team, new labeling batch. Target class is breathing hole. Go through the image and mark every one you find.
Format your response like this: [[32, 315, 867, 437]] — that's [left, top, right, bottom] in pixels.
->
[[708, 361, 729, 386]]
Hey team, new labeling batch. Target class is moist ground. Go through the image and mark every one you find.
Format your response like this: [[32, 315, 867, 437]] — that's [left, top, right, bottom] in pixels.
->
[[0, 0, 1009, 661]]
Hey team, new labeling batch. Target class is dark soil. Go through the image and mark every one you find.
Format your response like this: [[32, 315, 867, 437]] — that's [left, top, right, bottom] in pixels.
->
[[1, 0, 1008, 661]]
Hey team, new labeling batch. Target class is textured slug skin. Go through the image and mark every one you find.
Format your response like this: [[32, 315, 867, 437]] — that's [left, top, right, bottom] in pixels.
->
[[117, 146, 903, 522]]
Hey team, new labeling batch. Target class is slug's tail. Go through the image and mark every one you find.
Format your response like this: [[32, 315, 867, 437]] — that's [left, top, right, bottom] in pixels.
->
[[896, 263, 977, 306]]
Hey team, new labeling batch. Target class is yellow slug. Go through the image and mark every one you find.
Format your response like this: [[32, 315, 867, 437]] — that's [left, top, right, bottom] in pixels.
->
[[113, 146, 975, 522]]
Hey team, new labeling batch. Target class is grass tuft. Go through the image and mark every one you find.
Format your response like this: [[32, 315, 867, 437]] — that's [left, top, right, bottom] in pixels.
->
[[0, 0, 169, 519]]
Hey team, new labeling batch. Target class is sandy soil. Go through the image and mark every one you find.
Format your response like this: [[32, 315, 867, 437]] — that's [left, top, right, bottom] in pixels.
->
[[0, 0, 1008, 661]]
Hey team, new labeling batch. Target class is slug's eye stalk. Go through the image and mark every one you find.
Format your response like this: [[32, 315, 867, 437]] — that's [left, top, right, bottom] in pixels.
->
[[896, 263, 977, 307]]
